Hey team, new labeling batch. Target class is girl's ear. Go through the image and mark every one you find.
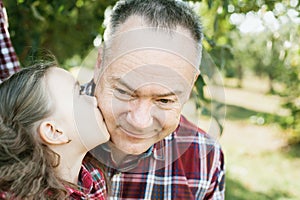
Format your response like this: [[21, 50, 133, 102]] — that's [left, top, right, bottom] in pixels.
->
[[38, 121, 69, 145]]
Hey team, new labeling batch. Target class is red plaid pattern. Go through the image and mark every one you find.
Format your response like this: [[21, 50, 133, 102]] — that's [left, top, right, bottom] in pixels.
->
[[93, 116, 225, 199], [0, 0, 20, 83], [68, 160, 107, 199]]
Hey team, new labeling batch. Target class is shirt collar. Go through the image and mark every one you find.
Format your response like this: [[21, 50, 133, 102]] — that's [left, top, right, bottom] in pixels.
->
[[99, 142, 154, 172], [98, 134, 174, 172], [67, 164, 97, 198]]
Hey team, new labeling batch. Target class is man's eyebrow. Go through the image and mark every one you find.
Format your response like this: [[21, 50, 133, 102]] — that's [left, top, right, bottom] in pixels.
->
[[154, 91, 179, 97], [110, 76, 183, 97], [110, 76, 135, 92]]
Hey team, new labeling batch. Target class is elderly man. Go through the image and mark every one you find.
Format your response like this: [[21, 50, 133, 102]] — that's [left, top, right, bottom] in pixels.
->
[[86, 0, 225, 199]]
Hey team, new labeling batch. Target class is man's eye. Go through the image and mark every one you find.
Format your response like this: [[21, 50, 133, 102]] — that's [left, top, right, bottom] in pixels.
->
[[113, 88, 133, 100], [156, 98, 180, 110], [116, 88, 128, 95], [157, 99, 175, 105], [158, 99, 175, 104]]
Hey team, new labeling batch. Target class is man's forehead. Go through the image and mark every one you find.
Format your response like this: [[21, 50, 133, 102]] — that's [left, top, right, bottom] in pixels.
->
[[107, 63, 192, 88], [108, 74, 189, 99], [101, 48, 198, 88], [102, 27, 202, 71]]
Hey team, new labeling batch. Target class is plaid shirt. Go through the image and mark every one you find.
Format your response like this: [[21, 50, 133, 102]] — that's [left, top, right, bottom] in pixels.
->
[[0, 0, 20, 83], [83, 80, 225, 199], [68, 160, 107, 200], [90, 116, 225, 200]]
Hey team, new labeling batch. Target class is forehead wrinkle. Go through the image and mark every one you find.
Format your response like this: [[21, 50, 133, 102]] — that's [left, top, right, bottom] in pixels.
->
[[109, 75, 184, 98], [108, 76, 135, 92], [103, 25, 202, 70]]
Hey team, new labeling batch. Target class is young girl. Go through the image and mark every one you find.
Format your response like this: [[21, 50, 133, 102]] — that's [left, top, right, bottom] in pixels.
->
[[0, 62, 110, 199]]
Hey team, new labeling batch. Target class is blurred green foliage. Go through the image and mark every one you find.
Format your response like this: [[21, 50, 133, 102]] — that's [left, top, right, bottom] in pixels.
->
[[4, 0, 281, 66], [4, 0, 117, 67], [224, 1, 300, 142]]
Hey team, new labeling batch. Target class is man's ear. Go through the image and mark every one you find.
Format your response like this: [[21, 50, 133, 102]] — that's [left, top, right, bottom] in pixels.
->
[[38, 121, 69, 145], [183, 72, 200, 104], [93, 46, 104, 81]]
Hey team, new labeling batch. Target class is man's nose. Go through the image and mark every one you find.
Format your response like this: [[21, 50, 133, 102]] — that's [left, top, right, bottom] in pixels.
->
[[127, 99, 153, 129]]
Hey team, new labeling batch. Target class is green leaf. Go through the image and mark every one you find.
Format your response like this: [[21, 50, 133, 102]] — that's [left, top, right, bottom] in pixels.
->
[[58, 5, 65, 13], [76, 0, 84, 8]]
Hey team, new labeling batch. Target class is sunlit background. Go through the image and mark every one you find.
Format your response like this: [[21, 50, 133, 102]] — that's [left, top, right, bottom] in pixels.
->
[[4, 0, 300, 199]]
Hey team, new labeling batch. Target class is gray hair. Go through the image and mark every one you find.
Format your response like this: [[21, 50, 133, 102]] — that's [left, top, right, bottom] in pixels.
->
[[108, 0, 203, 43], [97, 0, 203, 73]]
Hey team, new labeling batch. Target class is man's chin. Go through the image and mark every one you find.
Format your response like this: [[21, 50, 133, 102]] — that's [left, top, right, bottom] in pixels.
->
[[125, 148, 148, 155], [109, 140, 151, 155]]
